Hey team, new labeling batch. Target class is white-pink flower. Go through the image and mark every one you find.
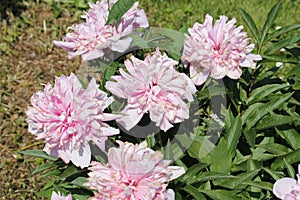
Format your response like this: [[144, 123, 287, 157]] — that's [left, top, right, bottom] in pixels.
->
[[53, 0, 149, 61], [105, 48, 197, 132], [26, 73, 119, 168], [273, 165, 300, 200], [51, 191, 72, 200], [84, 141, 185, 200], [182, 14, 262, 85]]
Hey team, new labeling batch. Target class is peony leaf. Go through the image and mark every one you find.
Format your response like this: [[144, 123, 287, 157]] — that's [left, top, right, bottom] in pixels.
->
[[242, 92, 293, 130], [276, 128, 300, 150], [238, 8, 260, 43], [106, 0, 138, 25], [264, 24, 300, 43], [264, 36, 300, 54], [262, 54, 299, 63], [216, 169, 260, 189], [261, 2, 281, 44], [255, 113, 295, 130], [183, 185, 206, 200], [181, 163, 209, 183], [199, 189, 242, 200], [243, 181, 273, 191], [247, 84, 290, 104], [187, 171, 233, 185], [284, 157, 296, 179], [271, 149, 300, 170], [32, 162, 57, 175], [225, 115, 242, 157], [19, 150, 58, 161], [210, 138, 232, 174]]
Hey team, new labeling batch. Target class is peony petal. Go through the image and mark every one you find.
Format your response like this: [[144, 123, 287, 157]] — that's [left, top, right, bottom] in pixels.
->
[[70, 142, 91, 168], [117, 107, 145, 130], [109, 37, 132, 52], [273, 178, 297, 199]]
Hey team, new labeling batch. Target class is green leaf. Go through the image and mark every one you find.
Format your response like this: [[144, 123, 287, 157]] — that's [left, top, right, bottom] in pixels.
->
[[72, 194, 92, 200], [70, 177, 88, 187], [106, 0, 138, 25], [241, 102, 264, 124], [155, 28, 185, 55], [104, 62, 120, 81], [261, 2, 281, 44], [43, 177, 56, 190], [264, 24, 300, 43], [129, 33, 149, 48], [238, 8, 260, 43], [175, 192, 183, 200], [263, 167, 283, 180], [187, 171, 234, 185], [188, 135, 215, 162], [252, 153, 277, 161], [199, 189, 242, 200], [210, 138, 232, 174], [41, 169, 61, 178], [264, 36, 300, 54], [255, 113, 295, 130], [183, 185, 206, 200], [243, 181, 273, 191], [256, 143, 292, 155], [247, 84, 289, 104], [217, 169, 260, 189], [243, 92, 293, 130], [19, 150, 58, 161], [225, 115, 242, 156], [32, 162, 57, 175], [59, 165, 81, 180], [181, 163, 209, 183], [243, 129, 256, 148], [52, 1, 62, 18], [271, 149, 300, 170], [262, 54, 299, 63], [36, 187, 53, 198], [276, 128, 300, 150], [284, 157, 295, 179]]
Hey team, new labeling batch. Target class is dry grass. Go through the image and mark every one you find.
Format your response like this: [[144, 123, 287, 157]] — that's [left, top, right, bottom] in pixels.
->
[[0, 1, 81, 199]]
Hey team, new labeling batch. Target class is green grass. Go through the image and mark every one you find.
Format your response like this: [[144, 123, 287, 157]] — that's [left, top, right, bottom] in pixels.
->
[[140, 0, 299, 32]]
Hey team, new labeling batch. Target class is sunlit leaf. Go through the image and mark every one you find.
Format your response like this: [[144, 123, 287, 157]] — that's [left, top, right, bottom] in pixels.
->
[[238, 8, 260, 43], [106, 0, 138, 25], [261, 2, 281, 44], [19, 150, 58, 161]]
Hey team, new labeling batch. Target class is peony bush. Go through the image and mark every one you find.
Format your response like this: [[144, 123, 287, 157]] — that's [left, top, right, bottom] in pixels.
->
[[20, 0, 300, 199]]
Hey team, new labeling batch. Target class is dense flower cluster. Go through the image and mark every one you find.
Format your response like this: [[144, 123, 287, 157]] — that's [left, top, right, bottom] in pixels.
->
[[182, 14, 262, 85], [25, 0, 267, 199], [84, 141, 185, 199], [53, 0, 149, 61], [105, 48, 197, 131], [26, 73, 119, 168], [273, 165, 300, 200]]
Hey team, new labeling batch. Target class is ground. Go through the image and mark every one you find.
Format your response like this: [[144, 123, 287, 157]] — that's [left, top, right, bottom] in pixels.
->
[[0, 1, 80, 199]]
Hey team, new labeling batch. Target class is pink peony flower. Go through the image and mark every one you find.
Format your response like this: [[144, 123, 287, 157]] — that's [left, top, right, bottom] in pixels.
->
[[273, 165, 300, 199], [105, 48, 197, 131], [53, 0, 149, 61], [84, 141, 185, 200], [26, 73, 119, 168], [182, 14, 262, 85], [51, 191, 72, 200]]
